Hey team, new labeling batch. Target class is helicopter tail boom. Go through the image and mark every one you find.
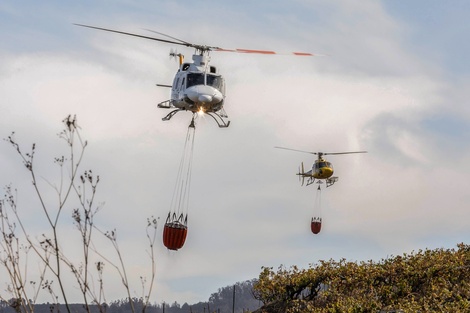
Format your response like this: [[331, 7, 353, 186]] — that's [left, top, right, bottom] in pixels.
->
[[296, 162, 317, 186]]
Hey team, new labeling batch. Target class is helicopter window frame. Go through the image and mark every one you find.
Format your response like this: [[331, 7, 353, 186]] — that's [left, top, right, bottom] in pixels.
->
[[206, 74, 223, 91], [185, 72, 224, 92], [186, 73, 205, 88]]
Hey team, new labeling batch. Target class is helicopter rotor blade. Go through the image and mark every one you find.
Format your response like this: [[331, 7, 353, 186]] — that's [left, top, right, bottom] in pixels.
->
[[323, 151, 368, 156], [76, 24, 324, 56], [74, 24, 193, 48], [215, 48, 325, 56], [143, 29, 192, 46], [275, 146, 318, 155], [276, 147, 367, 156]]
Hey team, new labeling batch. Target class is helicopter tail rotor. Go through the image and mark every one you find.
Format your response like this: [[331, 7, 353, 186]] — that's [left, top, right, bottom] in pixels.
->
[[297, 162, 305, 186], [169, 48, 177, 60], [169, 48, 184, 65]]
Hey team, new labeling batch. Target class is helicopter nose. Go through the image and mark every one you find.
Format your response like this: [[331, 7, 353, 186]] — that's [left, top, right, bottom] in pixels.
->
[[212, 90, 223, 102], [198, 94, 212, 103], [186, 85, 222, 104]]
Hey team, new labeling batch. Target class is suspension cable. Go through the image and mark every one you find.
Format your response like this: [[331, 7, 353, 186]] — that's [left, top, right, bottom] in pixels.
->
[[169, 115, 197, 218]]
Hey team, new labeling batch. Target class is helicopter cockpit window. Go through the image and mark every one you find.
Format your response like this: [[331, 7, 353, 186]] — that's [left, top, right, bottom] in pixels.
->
[[206, 74, 223, 90], [186, 73, 204, 87]]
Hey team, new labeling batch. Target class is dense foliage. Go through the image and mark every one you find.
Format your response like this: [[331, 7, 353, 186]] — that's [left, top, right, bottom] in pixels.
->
[[252, 243, 470, 312]]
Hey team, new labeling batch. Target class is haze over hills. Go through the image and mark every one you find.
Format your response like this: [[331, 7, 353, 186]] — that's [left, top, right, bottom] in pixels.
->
[[0, 280, 261, 313]]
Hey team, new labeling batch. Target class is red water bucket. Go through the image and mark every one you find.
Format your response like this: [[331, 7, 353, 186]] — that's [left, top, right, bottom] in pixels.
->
[[163, 222, 188, 250], [311, 217, 322, 234]]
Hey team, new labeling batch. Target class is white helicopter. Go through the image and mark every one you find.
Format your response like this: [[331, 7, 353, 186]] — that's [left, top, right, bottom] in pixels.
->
[[275, 147, 367, 187], [75, 24, 318, 127]]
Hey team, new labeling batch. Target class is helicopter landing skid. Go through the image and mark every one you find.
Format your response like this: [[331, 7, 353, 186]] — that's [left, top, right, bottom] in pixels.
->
[[206, 112, 231, 128], [305, 178, 316, 186], [161, 109, 182, 121], [326, 177, 338, 188], [160, 108, 230, 128], [306, 177, 338, 188]]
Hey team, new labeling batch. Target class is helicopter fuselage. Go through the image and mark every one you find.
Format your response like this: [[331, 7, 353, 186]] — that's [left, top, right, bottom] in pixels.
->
[[306, 158, 334, 179], [298, 158, 336, 187], [170, 54, 225, 114], [296, 159, 336, 187]]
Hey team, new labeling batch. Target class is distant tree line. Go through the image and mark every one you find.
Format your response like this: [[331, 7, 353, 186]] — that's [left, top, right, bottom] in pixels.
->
[[0, 280, 261, 313], [252, 243, 470, 312]]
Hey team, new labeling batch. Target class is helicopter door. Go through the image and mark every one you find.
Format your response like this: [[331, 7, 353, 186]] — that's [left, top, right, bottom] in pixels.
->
[[171, 74, 186, 104], [179, 77, 185, 92], [174, 77, 185, 103], [172, 77, 179, 91]]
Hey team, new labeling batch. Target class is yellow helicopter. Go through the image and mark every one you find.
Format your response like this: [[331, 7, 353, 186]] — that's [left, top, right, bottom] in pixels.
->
[[75, 24, 319, 128], [275, 147, 367, 187]]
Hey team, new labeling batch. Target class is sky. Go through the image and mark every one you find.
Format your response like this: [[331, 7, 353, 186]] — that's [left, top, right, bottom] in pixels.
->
[[1, 0, 470, 306]]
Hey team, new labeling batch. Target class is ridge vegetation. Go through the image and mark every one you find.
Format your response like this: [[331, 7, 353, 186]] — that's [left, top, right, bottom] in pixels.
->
[[252, 244, 470, 312]]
